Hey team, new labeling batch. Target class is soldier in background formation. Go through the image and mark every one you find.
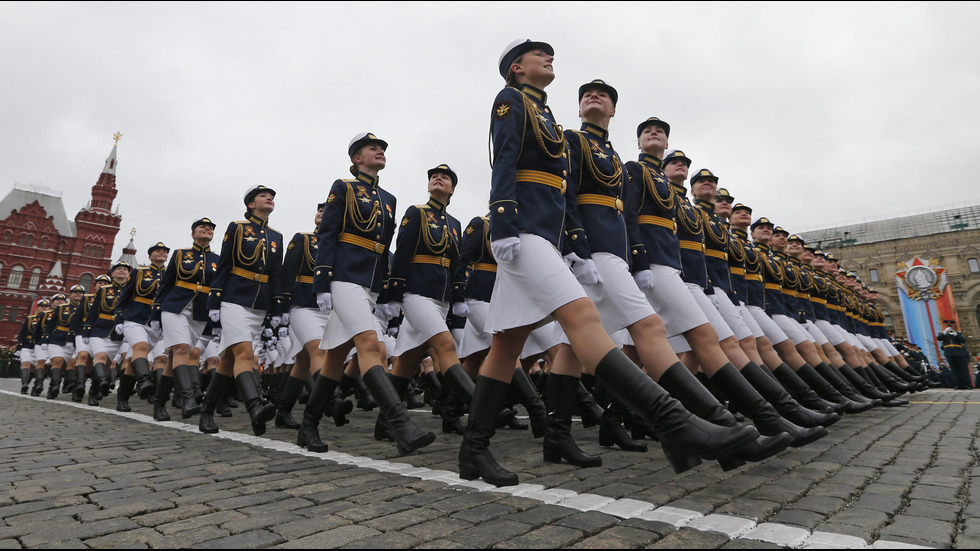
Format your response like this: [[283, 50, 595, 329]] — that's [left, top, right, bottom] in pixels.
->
[[9, 37, 955, 486]]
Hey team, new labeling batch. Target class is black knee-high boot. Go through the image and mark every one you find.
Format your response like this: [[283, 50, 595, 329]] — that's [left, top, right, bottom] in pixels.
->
[[543, 374, 602, 467], [21, 368, 31, 395], [772, 364, 843, 414], [739, 362, 841, 428], [236, 371, 276, 436], [153, 375, 174, 421], [598, 397, 648, 452], [574, 382, 604, 428], [868, 362, 913, 393], [797, 363, 874, 413], [297, 375, 337, 452], [708, 363, 827, 448], [814, 362, 882, 404], [199, 372, 234, 434], [173, 365, 202, 418], [116, 374, 136, 412], [459, 376, 519, 487], [839, 364, 899, 402], [440, 365, 471, 435], [276, 375, 306, 429], [47, 367, 62, 399], [363, 366, 435, 455], [509, 367, 547, 437], [72, 367, 88, 402], [31, 367, 45, 396], [593, 349, 761, 474], [657, 362, 793, 469], [130, 358, 155, 400]]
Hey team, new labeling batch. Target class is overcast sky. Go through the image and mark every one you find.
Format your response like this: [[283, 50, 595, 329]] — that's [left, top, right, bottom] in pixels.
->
[[2, 2, 978, 263]]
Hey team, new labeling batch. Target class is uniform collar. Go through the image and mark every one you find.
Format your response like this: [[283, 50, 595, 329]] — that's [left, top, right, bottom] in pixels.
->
[[789, 256, 803, 266], [670, 182, 688, 195], [426, 197, 447, 212], [192, 243, 210, 253], [775, 251, 790, 261], [580, 122, 608, 140], [247, 214, 269, 228], [639, 153, 663, 170], [517, 84, 548, 104], [356, 172, 379, 188], [756, 242, 772, 253], [732, 228, 749, 240]]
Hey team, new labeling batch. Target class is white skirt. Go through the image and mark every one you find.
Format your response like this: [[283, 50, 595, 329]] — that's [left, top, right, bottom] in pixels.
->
[[90, 337, 123, 359], [642, 265, 710, 338], [843, 329, 868, 352], [708, 291, 754, 341], [34, 345, 49, 362], [855, 333, 881, 353], [747, 305, 790, 345], [521, 321, 562, 359], [487, 233, 587, 333], [689, 284, 736, 341], [583, 253, 655, 334], [122, 321, 161, 349], [74, 335, 91, 355], [289, 307, 331, 346], [219, 302, 266, 354], [458, 299, 491, 358], [815, 319, 847, 346], [163, 306, 208, 349], [47, 343, 74, 360], [19, 348, 35, 364], [772, 314, 811, 346], [804, 320, 831, 346], [737, 303, 766, 340], [200, 338, 220, 361], [321, 281, 384, 350], [879, 338, 901, 357], [394, 293, 450, 357]]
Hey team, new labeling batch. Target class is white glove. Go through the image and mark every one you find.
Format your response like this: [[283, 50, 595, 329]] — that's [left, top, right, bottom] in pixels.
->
[[212, 327, 222, 341], [114, 323, 124, 335], [387, 301, 402, 319], [634, 269, 654, 290], [41, 344, 48, 351], [263, 327, 273, 338], [374, 304, 391, 322], [944, 326, 954, 334], [452, 302, 470, 318], [386, 326, 399, 338], [278, 326, 289, 339], [565, 253, 602, 286], [316, 292, 332, 313], [149, 320, 161, 333], [270, 316, 281, 328], [280, 313, 290, 326], [82, 337, 90, 345], [209, 309, 220, 323], [490, 237, 521, 262]]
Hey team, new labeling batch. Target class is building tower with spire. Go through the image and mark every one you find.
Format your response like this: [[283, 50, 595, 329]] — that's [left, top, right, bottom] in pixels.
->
[[0, 134, 125, 345]]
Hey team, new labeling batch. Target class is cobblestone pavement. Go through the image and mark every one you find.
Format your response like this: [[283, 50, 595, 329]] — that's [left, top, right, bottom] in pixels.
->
[[1, 378, 979, 549]]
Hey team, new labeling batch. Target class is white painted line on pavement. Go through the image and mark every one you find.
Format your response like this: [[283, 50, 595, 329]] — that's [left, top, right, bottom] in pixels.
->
[[0, 388, 937, 549]]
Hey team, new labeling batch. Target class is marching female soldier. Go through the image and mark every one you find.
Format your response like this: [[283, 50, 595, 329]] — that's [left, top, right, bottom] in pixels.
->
[[301, 133, 435, 455], [277, 202, 349, 431], [84, 262, 132, 406], [151, 218, 219, 419], [202, 186, 284, 436]]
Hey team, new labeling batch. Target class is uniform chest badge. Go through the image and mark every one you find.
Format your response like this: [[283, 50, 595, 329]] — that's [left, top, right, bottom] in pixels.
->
[[426, 211, 439, 229], [495, 102, 512, 120], [385, 204, 392, 214], [270, 242, 277, 253], [356, 186, 371, 204], [311, 236, 317, 245], [244, 226, 256, 237], [211, 262, 217, 271]]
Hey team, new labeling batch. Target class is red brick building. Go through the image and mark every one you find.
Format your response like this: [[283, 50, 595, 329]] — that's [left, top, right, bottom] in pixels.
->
[[0, 141, 123, 346]]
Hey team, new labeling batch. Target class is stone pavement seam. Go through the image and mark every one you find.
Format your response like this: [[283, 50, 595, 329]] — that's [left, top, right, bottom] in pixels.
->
[[0, 388, 941, 549]]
